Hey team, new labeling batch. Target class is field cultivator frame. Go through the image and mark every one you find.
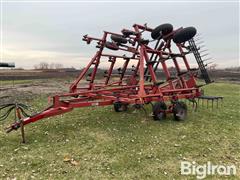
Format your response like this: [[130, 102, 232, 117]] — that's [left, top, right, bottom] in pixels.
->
[[3, 23, 217, 141]]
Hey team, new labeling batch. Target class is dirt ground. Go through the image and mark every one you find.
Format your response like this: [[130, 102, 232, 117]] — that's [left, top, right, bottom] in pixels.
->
[[0, 79, 72, 105]]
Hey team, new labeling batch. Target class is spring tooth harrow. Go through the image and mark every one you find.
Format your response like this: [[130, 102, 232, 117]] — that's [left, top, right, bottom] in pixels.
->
[[4, 23, 215, 141]]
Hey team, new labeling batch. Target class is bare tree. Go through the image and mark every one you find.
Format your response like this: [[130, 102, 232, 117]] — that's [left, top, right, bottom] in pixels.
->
[[34, 64, 39, 70], [34, 62, 49, 70], [54, 63, 63, 69], [49, 63, 55, 69], [34, 62, 63, 70], [39, 62, 49, 69]]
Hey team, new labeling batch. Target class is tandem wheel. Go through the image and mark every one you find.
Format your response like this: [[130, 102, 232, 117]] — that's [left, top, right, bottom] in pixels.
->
[[152, 102, 167, 120], [113, 102, 128, 112], [172, 101, 188, 121]]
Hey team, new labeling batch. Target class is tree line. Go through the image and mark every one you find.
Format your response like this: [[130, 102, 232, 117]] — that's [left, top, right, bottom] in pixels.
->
[[34, 62, 64, 70]]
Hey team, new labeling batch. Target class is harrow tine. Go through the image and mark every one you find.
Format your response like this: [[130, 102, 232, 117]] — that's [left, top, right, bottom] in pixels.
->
[[188, 98, 198, 111], [199, 49, 209, 53], [201, 53, 209, 57], [202, 59, 209, 63], [195, 41, 205, 45], [197, 96, 224, 109], [198, 45, 205, 49], [204, 62, 213, 66], [202, 57, 212, 61], [195, 33, 202, 37], [196, 44, 205, 48], [193, 37, 202, 41]]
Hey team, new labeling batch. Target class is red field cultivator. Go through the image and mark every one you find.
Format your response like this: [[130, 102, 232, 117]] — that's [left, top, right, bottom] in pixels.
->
[[2, 23, 219, 142]]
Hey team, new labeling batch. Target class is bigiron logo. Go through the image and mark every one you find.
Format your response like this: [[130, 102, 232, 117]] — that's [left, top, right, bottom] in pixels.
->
[[180, 161, 237, 179]]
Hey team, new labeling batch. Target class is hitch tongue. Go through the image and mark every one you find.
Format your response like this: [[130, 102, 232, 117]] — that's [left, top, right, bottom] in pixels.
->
[[5, 120, 26, 143], [5, 125, 15, 133], [5, 122, 20, 133]]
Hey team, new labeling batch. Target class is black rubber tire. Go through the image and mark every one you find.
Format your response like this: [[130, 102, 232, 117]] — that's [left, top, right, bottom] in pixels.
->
[[138, 39, 149, 45], [122, 29, 137, 37], [105, 41, 119, 50], [172, 27, 197, 44], [173, 101, 187, 121], [152, 102, 167, 120], [151, 23, 173, 40], [111, 35, 128, 44], [114, 102, 128, 112]]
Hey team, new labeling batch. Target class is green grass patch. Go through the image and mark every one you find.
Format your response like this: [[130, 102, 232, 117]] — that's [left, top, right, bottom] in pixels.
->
[[0, 82, 239, 179]]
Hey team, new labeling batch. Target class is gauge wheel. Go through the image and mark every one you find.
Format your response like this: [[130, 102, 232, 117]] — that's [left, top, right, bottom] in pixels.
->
[[113, 102, 128, 112], [172, 27, 197, 44], [111, 35, 128, 44], [152, 101, 167, 120], [173, 101, 187, 121], [105, 41, 119, 50], [151, 23, 173, 40]]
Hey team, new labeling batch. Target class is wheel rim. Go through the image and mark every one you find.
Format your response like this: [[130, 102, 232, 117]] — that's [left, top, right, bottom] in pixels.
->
[[177, 109, 186, 120], [173, 101, 187, 121], [157, 112, 165, 119], [153, 102, 167, 120]]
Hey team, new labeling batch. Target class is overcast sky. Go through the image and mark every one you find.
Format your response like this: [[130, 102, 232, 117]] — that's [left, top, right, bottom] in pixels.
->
[[1, 1, 239, 69]]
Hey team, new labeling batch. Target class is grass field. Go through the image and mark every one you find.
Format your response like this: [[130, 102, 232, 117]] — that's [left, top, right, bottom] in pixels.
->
[[0, 81, 239, 179]]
